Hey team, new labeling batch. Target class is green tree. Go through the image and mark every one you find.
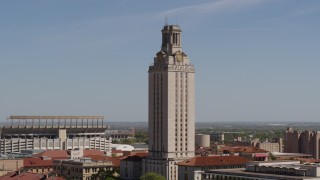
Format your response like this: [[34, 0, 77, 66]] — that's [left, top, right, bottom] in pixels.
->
[[140, 173, 166, 180], [91, 168, 120, 180], [269, 153, 276, 160]]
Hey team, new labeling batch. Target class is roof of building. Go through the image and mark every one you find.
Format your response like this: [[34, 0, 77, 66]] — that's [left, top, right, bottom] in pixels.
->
[[112, 149, 123, 153], [205, 168, 317, 180], [120, 153, 148, 162], [0, 173, 39, 180], [33, 150, 69, 158], [121, 156, 143, 162], [23, 157, 53, 167], [111, 144, 134, 151], [84, 155, 120, 167], [134, 152, 148, 157], [83, 149, 105, 156], [0, 171, 62, 180], [177, 156, 249, 167], [272, 152, 312, 157], [131, 143, 148, 149], [294, 158, 320, 163]]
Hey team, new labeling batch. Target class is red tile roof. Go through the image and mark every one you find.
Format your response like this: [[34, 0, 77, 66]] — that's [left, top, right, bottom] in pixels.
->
[[23, 157, 53, 167], [83, 149, 105, 156], [177, 156, 249, 167], [0, 172, 42, 180], [33, 150, 69, 158], [0, 171, 66, 180], [134, 152, 148, 157]]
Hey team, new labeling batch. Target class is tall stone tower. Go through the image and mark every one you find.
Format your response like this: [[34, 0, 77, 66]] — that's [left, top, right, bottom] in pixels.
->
[[143, 25, 195, 180]]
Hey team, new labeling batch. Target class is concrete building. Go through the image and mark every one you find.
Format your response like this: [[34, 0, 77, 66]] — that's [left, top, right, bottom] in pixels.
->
[[257, 141, 282, 153], [0, 116, 111, 155], [105, 128, 135, 141], [195, 161, 320, 180], [53, 157, 114, 180], [111, 144, 135, 151], [220, 146, 269, 161], [23, 156, 56, 175], [285, 127, 320, 159], [143, 25, 195, 180], [0, 159, 24, 176], [120, 153, 148, 180], [232, 138, 283, 153], [210, 133, 225, 143], [195, 134, 210, 148], [177, 156, 249, 180]]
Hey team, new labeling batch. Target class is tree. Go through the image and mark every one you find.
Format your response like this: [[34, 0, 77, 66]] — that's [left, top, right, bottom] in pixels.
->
[[269, 153, 276, 160], [140, 173, 166, 180], [91, 168, 120, 180]]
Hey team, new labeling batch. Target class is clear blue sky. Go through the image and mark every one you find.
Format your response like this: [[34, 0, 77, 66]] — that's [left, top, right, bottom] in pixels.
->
[[1, 0, 319, 122]]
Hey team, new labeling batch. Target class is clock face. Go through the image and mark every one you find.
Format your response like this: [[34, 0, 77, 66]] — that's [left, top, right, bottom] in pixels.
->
[[176, 53, 183, 62]]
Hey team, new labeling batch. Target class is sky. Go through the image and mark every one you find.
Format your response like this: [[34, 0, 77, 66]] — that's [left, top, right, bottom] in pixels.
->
[[0, 0, 320, 123]]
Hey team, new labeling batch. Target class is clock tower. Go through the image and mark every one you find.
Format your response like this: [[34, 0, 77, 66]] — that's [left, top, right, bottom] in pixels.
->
[[143, 25, 195, 180]]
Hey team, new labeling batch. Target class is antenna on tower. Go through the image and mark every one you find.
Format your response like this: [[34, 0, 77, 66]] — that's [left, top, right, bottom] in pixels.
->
[[165, 16, 168, 26], [175, 15, 178, 25]]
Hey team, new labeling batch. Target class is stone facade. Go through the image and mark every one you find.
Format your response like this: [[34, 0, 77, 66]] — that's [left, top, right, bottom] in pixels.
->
[[143, 25, 195, 180], [53, 158, 114, 180], [285, 127, 320, 159]]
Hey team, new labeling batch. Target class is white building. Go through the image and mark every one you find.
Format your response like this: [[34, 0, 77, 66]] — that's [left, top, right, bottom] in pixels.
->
[[194, 161, 320, 180], [0, 116, 111, 155], [143, 25, 195, 180], [111, 144, 134, 151]]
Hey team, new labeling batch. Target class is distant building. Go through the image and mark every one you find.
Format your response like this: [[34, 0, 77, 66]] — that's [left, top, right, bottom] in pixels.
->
[[53, 157, 114, 180], [195, 134, 210, 148], [210, 132, 224, 142], [177, 156, 249, 180], [23, 156, 56, 174], [105, 128, 135, 140], [285, 127, 320, 159], [111, 144, 134, 152], [0, 170, 63, 180], [0, 159, 24, 176], [211, 132, 244, 143], [195, 161, 320, 180], [0, 116, 111, 155], [220, 146, 269, 161], [131, 143, 148, 152], [233, 138, 283, 153], [272, 152, 312, 160], [256, 138, 283, 153], [120, 153, 148, 180]]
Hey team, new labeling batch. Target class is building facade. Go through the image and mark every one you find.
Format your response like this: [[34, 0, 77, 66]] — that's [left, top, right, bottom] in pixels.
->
[[194, 161, 320, 180], [285, 127, 320, 159], [177, 156, 249, 180], [0, 116, 111, 155], [120, 154, 148, 180], [53, 158, 114, 180], [143, 25, 195, 180]]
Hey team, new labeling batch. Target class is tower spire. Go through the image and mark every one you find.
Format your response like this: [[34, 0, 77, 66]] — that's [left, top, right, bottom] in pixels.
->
[[165, 16, 168, 26]]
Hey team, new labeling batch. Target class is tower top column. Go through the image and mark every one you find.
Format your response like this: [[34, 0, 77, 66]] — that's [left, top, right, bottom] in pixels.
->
[[161, 25, 182, 55]]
